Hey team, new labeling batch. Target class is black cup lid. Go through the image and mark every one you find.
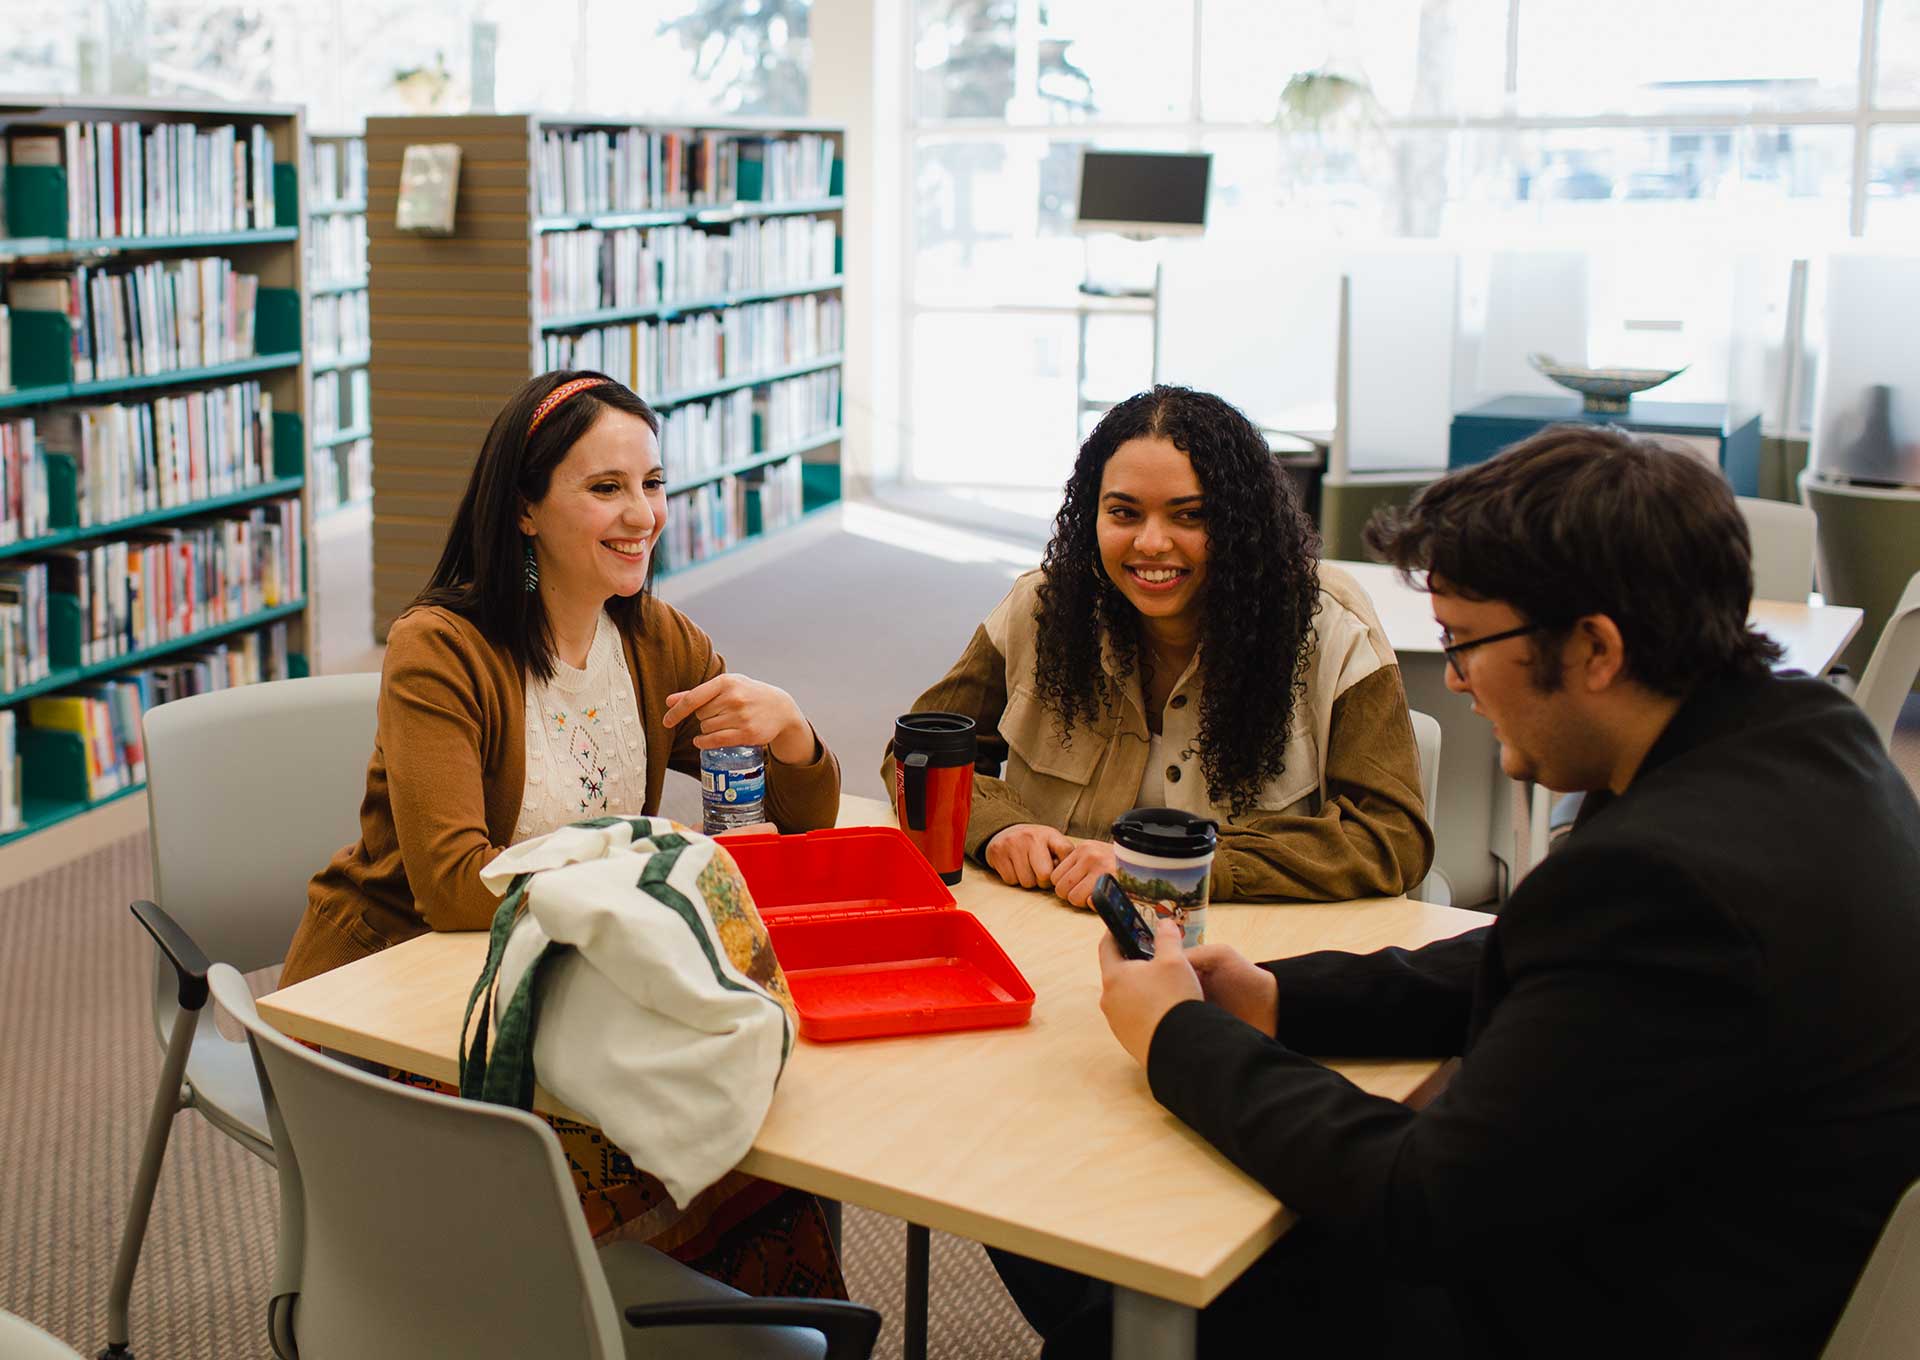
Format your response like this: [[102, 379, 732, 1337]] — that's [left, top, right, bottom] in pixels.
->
[[1111, 806, 1219, 857], [894, 711, 977, 758]]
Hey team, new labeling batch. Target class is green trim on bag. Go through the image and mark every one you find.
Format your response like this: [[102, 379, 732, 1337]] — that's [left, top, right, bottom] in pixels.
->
[[482, 939, 573, 1110], [459, 873, 532, 1098], [634, 839, 793, 1066]]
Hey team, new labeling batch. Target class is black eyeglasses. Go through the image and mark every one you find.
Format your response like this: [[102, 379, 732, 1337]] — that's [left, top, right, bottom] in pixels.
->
[[1439, 624, 1541, 681]]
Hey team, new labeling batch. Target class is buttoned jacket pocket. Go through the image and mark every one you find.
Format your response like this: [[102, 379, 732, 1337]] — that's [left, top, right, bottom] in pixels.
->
[[1000, 686, 1107, 827]]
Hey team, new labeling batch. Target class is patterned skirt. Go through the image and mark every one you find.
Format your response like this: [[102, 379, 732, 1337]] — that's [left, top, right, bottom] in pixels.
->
[[396, 1071, 846, 1299]]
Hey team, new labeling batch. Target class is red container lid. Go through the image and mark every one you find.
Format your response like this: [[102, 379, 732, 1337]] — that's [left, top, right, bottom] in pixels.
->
[[722, 825, 955, 922]]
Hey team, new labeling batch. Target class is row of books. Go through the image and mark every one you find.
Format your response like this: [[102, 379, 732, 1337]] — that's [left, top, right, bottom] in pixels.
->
[[659, 390, 754, 484], [539, 294, 843, 399], [309, 140, 368, 206], [36, 496, 302, 673], [311, 290, 370, 362], [10, 618, 293, 809], [38, 379, 278, 527], [762, 369, 842, 452], [536, 129, 836, 217], [0, 711, 17, 831], [661, 474, 747, 570], [313, 437, 371, 513], [4, 122, 278, 241], [0, 417, 51, 544], [308, 214, 368, 288], [0, 303, 10, 393], [0, 560, 50, 692], [536, 216, 838, 318], [313, 368, 369, 439], [752, 455, 807, 538], [4, 256, 260, 384]]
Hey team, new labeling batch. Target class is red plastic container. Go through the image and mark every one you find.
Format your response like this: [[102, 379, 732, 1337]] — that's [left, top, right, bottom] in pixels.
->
[[723, 826, 1036, 1042]]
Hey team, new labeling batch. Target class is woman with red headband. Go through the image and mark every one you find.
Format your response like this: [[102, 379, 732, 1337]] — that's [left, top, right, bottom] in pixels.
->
[[280, 369, 844, 1295]]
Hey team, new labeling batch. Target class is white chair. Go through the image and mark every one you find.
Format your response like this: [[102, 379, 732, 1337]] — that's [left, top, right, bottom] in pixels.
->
[[203, 962, 879, 1360], [0, 1312, 85, 1360], [103, 674, 381, 1360], [1852, 570, 1920, 748], [1737, 496, 1817, 603], [1821, 1181, 1920, 1359], [1408, 711, 1450, 906]]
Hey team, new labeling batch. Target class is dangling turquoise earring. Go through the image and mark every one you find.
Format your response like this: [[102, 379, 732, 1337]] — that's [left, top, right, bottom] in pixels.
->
[[523, 538, 539, 593]]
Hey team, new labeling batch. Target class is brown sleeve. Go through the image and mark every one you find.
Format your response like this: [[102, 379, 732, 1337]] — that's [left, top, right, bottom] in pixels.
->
[[656, 610, 842, 833], [1209, 665, 1435, 903], [880, 623, 1046, 861], [381, 614, 512, 932]]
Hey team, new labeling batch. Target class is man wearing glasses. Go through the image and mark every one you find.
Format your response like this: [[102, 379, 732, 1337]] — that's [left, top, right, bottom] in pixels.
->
[[1087, 424, 1920, 1358]]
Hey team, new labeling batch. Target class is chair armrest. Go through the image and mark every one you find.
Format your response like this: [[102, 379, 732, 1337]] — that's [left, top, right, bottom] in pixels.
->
[[623, 1299, 882, 1360], [131, 900, 211, 1012]]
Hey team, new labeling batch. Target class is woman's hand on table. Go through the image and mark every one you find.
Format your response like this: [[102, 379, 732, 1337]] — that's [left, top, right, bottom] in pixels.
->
[[1049, 838, 1118, 907], [1185, 945, 1279, 1038], [984, 823, 1076, 889], [663, 673, 817, 766], [1098, 920, 1201, 1066]]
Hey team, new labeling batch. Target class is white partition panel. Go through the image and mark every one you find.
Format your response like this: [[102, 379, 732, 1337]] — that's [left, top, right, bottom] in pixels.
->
[[1344, 245, 1459, 472], [1811, 251, 1920, 486], [1470, 248, 1589, 401]]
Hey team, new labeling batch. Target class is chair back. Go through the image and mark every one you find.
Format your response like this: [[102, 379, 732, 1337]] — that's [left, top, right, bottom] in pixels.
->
[[0, 1311, 85, 1359], [1853, 570, 1920, 747], [1407, 711, 1447, 905], [1737, 495, 1816, 603], [1821, 1180, 1920, 1360], [205, 964, 627, 1360], [145, 673, 379, 977]]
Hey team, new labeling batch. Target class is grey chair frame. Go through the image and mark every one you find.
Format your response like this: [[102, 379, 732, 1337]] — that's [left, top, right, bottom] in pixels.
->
[[102, 673, 381, 1360], [1852, 570, 1920, 748], [1822, 1180, 1920, 1359]]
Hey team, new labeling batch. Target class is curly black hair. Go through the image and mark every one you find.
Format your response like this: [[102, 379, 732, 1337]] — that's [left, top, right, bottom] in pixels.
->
[[1032, 385, 1322, 816]]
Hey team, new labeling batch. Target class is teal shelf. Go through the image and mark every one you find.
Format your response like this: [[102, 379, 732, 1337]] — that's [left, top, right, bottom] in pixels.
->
[[652, 353, 843, 411], [311, 277, 368, 297], [0, 227, 298, 260], [0, 476, 305, 564], [667, 428, 842, 497], [534, 195, 844, 234], [0, 780, 145, 849], [66, 352, 303, 402], [0, 599, 309, 709], [314, 424, 371, 450], [541, 276, 843, 333], [309, 199, 367, 218], [311, 348, 371, 374], [0, 383, 75, 411]]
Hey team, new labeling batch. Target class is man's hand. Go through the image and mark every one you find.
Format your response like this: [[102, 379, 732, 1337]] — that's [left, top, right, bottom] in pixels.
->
[[1098, 920, 1201, 1067], [984, 823, 1076, 890], [1185, 945, 1279, 1038], [1049, 838, 1118, 907], [662, 673, 815, 765]]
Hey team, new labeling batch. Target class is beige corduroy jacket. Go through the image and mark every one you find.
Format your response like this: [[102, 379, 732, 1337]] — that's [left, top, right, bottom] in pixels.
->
[[281, 598, 840, 987], [882, 565, 1433, 902]]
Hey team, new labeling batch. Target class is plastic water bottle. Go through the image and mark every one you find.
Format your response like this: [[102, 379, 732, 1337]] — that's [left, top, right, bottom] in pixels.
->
[[700, 746, 767, 835]]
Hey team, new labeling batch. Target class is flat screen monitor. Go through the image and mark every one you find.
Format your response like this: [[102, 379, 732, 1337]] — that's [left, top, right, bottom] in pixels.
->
[[1075, 150, 1211, 237]]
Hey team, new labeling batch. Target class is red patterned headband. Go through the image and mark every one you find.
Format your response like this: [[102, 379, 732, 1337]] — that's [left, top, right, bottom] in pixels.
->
[[527, 377, 610, 437]]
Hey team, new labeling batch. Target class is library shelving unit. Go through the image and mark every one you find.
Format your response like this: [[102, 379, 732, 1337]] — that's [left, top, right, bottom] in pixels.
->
[[364, 113, 845, 634], [0, 95, 314, 854], [304, 131, 371, 515]]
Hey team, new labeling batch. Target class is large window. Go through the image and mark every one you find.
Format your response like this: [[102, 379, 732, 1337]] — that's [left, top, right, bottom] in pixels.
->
[[905, 0, 1920, 487], [0, 0, 812, 129]]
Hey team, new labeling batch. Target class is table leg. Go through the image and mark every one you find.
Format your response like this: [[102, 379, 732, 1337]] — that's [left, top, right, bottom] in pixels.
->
[[904, 1221, 930, 1360], [820, 1197, 843, 1256], [1112, 1287, 1196, 1360]]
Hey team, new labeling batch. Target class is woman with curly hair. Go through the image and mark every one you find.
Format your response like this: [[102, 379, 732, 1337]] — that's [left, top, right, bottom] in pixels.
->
[[885, 384, 1432, 904]]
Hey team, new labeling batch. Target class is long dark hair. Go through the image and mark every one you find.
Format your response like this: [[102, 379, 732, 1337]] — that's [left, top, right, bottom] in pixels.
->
[[1033, 385, 1322, 815], [412, 370, 662, 683]]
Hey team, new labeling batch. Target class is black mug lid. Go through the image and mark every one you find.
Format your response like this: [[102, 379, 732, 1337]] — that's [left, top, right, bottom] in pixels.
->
[[1111, 806, 1219, 858], [895, 711, 977, 760]]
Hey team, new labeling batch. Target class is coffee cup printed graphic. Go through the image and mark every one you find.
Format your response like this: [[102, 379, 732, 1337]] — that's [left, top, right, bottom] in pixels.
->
[[1109, 807, 1218, 949]]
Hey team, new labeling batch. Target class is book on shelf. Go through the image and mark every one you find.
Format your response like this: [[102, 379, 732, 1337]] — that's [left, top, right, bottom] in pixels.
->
[[20, 121, 280, 242], [311, 290, 369, 360], [0, 302, 11, 394], [663, 474, 747, 569], [0, 560, 51, 691], [312, 368, 368, 439], [309, 213, 369, 287], [736, 134, 836, 203], [535, 214, 837, 318], [659, 389, 754, 482], [541, 293, 843, 397], [25, 692, 127, 799], [749, 455, 805, 536], [0, 709, 18, 832], [6, 274, 92, 383], [37, 378, 276, 524], [760, 369, 841, 451], [309, 139, 368, 206], [535, 128, 836, 216], [0, 417, 52, 544], [16, 257, 262, 382]]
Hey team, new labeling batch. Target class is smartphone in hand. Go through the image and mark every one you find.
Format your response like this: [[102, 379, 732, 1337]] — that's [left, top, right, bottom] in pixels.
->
[[1092, 873, 1156, 960]]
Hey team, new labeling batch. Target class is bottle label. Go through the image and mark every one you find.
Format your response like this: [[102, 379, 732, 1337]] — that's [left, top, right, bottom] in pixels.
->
[[702, 763, 766, 805]]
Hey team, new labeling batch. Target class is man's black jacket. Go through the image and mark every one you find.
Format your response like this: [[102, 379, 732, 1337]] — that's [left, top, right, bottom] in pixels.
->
[[1149, 671, 1920, 1356]]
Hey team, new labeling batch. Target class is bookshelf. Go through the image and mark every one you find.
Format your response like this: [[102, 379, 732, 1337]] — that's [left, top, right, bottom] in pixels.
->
[[304, 131, 371, 516], [0, 95, 314, 851], [364, 113, 845, 635]]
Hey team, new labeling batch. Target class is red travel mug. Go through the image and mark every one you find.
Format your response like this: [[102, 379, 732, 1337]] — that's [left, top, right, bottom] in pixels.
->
[[893, 712, 976, 885]]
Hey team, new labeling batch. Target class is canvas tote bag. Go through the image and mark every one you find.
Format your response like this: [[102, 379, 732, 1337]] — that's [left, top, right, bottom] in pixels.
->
[[458, 816, 795, 1206]]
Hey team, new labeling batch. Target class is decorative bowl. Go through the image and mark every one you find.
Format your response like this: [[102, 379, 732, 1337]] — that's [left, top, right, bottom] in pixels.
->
[[1528, 354, 1687, 413]]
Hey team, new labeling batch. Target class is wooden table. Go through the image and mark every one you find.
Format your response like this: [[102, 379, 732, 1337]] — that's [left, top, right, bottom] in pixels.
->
[[259, 794, 1491, 1359], [1331, 560, 1864, 902]]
